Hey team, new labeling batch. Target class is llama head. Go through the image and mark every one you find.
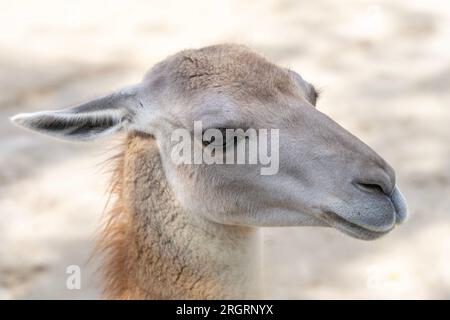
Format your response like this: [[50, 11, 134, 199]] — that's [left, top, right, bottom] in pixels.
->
[[11, 44, 407, 240]]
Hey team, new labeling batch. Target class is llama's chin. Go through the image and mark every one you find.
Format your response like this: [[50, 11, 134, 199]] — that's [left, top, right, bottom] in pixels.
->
[[319, 210, 394, 241]]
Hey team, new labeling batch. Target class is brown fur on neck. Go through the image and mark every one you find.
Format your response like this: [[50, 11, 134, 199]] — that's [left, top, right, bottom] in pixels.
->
[[95, 132, 261, 299]]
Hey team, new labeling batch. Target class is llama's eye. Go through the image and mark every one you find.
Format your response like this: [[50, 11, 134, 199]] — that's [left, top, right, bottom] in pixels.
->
[[202, 128, 234, 148], [202, 135, 226, 147]]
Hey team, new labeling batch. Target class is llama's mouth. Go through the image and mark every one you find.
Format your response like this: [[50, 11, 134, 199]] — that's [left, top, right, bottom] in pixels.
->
[[319, 210, 393, 240], [318, 186, 407, 240]]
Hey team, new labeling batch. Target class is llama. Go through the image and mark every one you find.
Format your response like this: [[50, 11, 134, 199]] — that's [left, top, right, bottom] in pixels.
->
[[11, 44, 407, 299]]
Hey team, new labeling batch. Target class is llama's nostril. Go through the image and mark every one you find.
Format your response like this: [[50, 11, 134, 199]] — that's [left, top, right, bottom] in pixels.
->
[[355, 182, 386, 195]]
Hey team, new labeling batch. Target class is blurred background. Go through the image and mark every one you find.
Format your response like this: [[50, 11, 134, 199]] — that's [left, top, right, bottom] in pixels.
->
[[0, 0, 449, 299]]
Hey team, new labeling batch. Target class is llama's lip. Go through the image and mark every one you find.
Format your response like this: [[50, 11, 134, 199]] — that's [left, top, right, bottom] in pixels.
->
[[319, 210, 393, 240]]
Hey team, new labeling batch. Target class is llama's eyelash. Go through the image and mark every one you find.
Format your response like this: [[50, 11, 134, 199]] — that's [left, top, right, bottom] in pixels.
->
[[202, 128, 233, 147], [201, 126, 252, 148]]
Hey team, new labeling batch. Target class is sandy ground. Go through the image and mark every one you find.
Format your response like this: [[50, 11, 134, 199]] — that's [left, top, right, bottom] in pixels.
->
[[0, 0, 449, 299]]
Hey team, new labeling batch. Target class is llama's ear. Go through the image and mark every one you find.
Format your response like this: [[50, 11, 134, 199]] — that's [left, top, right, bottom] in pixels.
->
[[10, 86, 140, 141]]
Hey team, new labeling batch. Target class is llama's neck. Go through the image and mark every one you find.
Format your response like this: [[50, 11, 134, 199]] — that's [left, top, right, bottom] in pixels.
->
[[98, 133, 262, 299]]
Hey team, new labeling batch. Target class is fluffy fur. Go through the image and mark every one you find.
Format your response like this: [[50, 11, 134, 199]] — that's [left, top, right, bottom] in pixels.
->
[[95, 132, 261, 299]]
